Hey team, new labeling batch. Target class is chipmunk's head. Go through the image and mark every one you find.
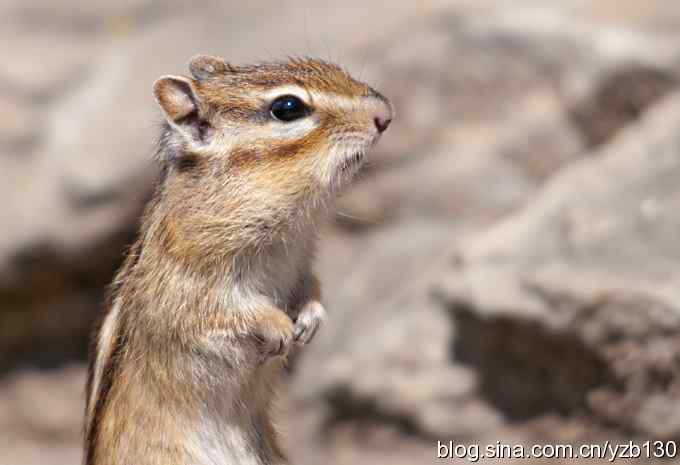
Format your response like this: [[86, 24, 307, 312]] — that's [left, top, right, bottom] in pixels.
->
[[153, 55, 392, 201]]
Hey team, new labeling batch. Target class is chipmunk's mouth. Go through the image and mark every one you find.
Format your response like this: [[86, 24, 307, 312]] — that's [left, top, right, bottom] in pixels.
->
[[340, 152, 364, 173], [326, 149, 368, 193]]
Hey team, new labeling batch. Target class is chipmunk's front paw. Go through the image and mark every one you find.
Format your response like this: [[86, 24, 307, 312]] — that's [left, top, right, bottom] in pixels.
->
[[254, 309, 294, 361], [294, 301, 327, 345]]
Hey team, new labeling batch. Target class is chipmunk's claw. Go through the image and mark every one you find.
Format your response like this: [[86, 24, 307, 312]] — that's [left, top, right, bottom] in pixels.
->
[[294, 301, 326, 345], [254, 309, 294, 362]]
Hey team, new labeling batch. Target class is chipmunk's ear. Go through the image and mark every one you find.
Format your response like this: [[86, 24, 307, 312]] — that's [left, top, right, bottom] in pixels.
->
[[189, 55, 228, 81], [153, 75, 210, 145], [153, 75, 197, 123]]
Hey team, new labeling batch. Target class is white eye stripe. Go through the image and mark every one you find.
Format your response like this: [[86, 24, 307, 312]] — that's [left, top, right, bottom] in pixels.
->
[[307, 91, 363, 111], [221, 115, 319, 142], [266, 117, 318, 139]]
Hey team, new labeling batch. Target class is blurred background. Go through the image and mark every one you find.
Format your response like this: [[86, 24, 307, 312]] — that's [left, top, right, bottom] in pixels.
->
[[3, 0, 680, 463]]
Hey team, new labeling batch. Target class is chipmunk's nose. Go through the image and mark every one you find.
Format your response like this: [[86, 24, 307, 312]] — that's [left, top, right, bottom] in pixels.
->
[[367, 91, 394, 134], [374, 117, 392, 133]]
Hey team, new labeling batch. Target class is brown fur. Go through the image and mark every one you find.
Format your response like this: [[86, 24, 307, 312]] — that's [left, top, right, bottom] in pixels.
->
[[84, 55, 392, 465]]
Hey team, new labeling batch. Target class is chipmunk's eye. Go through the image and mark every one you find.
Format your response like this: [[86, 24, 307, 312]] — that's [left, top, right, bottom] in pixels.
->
[[270, 95, 310, 122]]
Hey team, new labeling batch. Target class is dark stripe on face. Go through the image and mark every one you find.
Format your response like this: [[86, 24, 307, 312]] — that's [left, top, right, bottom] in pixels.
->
[[227, 148, 260, 169], [267, 138, 308, 159], [173, 153, 211, 181]]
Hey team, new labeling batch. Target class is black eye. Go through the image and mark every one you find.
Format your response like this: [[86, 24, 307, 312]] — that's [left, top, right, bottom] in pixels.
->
[[270, 95, 310, 122]]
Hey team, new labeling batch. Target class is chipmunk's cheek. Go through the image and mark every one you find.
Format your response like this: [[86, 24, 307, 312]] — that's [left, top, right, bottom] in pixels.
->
[[312, 139, 362, 192]]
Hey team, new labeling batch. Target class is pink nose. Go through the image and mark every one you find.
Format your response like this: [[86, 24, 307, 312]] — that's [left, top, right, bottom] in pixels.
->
[[374, 117, 392, 133]]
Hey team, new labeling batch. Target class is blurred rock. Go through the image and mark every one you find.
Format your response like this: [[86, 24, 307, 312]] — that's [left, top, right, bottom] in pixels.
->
[[0, 31, 98, 99], [437, 91, 680, 438], [0, 95, 38, 150], [569, 65, 678, 148], [0, 365, 83, 464]]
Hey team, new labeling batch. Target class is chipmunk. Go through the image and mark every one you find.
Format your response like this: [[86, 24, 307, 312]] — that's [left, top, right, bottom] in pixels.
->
[[83, 55, 393, 465]]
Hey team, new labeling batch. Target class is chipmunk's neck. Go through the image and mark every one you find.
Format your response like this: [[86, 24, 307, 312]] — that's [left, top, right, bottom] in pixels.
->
[[147, 156, 326, 264], [120, 161, 323, 317]]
